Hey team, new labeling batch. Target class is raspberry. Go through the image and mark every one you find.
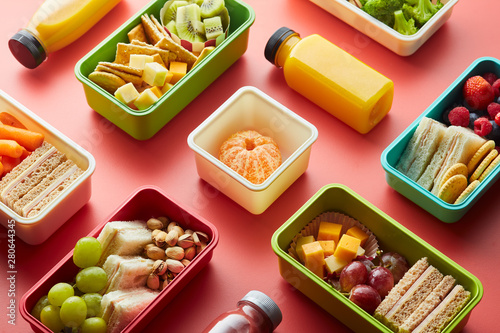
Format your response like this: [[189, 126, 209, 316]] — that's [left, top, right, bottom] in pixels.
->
[[487, 102, 500, 119], [496, 112, 500, 126], [463, 76, 495, 110], [492, 79, 500, 97], [448, 106, 469, 127], [474, 117, 493, 136], [483, 72, 498, 85]]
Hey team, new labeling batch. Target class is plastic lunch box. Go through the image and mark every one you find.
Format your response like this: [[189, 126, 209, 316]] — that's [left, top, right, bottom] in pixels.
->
[[309, 0, 459, 56], [381, 57, 500, 223], [20, 185, 219, 333], [188, 86, 318, 215], [0, 90, 96, 245], [271, 184, 483, 333], [75, 0, 255, 140]]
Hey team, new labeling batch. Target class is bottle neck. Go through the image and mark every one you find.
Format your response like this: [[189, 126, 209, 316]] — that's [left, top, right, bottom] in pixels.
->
[[274, 34, 301, 68]]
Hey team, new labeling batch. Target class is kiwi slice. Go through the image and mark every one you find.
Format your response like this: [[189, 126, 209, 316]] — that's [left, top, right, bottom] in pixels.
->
[[165, 20, 178, 35], [204, 16, 223, 40], [176, 4, 206, 42], [200, 0, 225, 19], [162, 0, 189, 23]]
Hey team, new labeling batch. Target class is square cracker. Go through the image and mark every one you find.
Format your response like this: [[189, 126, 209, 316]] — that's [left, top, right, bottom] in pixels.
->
[[140, 14, 165, 45], [127, 23, 149, 44], [115, 43, 171, 67]]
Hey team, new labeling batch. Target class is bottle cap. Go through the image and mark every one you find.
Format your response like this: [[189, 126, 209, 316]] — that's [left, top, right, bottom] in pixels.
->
[[9, 29, 47, 69], [240, 290, 282, 330], [264, 27, 297, 66]]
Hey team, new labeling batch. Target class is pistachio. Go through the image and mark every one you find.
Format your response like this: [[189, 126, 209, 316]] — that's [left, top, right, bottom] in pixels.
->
[[196, 241, 207, 255], [165, 246, 185, 260], [144, 243, 156, 255], [167, 221, 179, 232], [147, 273, 160, 290], [154, 230, 168, 247], [172, 225, 184, 237], [181, 259, 191, 267], [157, 216, 170, 228], [147, 218, 164, 231], [146, 245, 166, 260], [152, 260, 167, 276], [184, 246, 196, 260], [194, 231, 209, 243], [177, 233, 194, 248], [166, 259, 184, 274], [151, 229, 161, 241], [165, 229, 179, 247], [184, 229, 194, 235], [192, 232, 201, 246], [161, 279, 169, 290]]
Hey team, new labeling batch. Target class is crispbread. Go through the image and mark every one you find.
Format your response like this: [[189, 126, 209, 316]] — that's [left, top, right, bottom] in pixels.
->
[[454, 180, 480, 204], [127, 23, 149, 43], [437, 174, 468, 204], [478, 153, 500, 182], [437, 163, 468, 192], [115, 42, 171, 67], [98, 62, 143, 76], [89, 71, 126, 93], [467, 140, 495, 174], [155, 37, 197, 68], [96, 64, 143, 86], [140, 14, 165, 45], [469, 148, 498, 182]]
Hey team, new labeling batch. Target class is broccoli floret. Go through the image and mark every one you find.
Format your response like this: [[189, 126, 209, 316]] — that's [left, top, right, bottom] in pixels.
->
[[393, 10, 418, 35], [362, 0, 405, 27], [403, 0, 443, 27]]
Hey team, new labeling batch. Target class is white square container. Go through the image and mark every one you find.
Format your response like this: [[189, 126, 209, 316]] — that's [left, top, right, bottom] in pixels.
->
[[187, 86, 318, 214], [0, 90, 96, 245], [309, 0, 459, 56]]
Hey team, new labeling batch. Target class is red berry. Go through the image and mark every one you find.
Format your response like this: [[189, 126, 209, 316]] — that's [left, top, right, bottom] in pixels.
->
[[483, 72, 498, 85], [448, 106, 469, 127], [474, 117, 493, 136], [496, 112, 500, 126], [463, 76, 495, 110], [492, 79, 500, 98], [487, 102, 500, 119]]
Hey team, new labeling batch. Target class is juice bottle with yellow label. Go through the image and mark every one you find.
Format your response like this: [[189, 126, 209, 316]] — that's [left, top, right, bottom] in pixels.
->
[[9, 0, 122, 69], [265, 27, 394, 134]]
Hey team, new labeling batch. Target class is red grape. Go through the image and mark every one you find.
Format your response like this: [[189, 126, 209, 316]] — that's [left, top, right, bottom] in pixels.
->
[[380, 252, 409, 283], [340, 261, 368, 292], [349, 284, 381, 314], [368, 266, 394, 298]]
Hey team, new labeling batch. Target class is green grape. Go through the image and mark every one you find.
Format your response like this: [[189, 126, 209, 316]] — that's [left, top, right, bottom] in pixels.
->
[[60, 296, 87, 328], [40, 304, 64, 333], [81, 317, 107, 333], [31, 295, 50, 320], [75, 267, 107, 293], [81, 293, 103, 318], [48, 282, 75, 307], [73, 237, 102, 268]]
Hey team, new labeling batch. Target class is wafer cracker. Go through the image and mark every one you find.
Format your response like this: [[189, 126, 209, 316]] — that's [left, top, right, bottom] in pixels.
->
[[454, 180, 480, 204], [437, 174, 468, 204], [115, 43, 171, 66], [98, 62, 142, 76], [467, 140, 495, 175], [469, 149, 498, 182], [141, 14, 165, 45], [155, 37, 197, 68], [478, 153, 500, 182], [88, 71, 126, 93], [438, 163, 468, 191], [127, 23, 149, 43], [96, 64, 143, 86], [131, 40, 177, 62]]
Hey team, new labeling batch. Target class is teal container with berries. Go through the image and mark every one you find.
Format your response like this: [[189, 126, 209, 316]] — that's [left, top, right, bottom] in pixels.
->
[[382, 57, 500, 223]]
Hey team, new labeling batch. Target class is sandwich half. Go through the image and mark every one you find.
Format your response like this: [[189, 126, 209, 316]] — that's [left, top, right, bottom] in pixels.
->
[[102, 255, 154, 293]]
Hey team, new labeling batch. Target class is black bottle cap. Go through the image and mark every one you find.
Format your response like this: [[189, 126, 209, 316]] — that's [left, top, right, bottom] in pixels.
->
[[264, 27, 296, 65], [9, 29, 47, 69]]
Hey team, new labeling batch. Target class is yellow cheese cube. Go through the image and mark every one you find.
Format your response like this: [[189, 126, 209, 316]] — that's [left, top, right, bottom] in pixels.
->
[[318, 240, 335, 257], [346, 226, 369, 247], [317, 221, 342, 244], [133, 88, 159, 110], [129, 54, 154, 70], [142, 62, 169, 87], [169, 61, 188, 84], [114, 82, 139, 105], [295, 235, 315, 263], [150, 86, 163, 98], [324, 255, 349, 275], [302, 241, 325, 279], [151, 53, 167, 68], [161, 82, 174, 94], [334, 234, 361, 262]]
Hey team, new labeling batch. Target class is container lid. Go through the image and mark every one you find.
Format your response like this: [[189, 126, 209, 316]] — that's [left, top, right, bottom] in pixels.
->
[[264, 27, 296, 65], [9, 29, 47, 69], [240, 290, 282, 330]]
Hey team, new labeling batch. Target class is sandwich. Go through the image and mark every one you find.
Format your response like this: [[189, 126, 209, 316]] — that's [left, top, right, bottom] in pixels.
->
[[375, 257, 471, 333], [102, 255, 154, 293], [397, 117, 447, 181], [97, 220, 153, 265], [0, 141, 84, 217], [100, 287, 159, 333]]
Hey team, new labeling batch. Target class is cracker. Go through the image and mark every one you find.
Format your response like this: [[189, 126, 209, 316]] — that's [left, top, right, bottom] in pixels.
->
[[115, 43, 171, 67], [96, 64, 143, 86], [469, 149, 498, 182], [88, 71, 126, 93], [437, 174, 468, 204], [127, 23, 149, 44], [478, 153, 500, 182], [438, 163, 468, 191], [141, 14, 165, 45], [155, 37, 197, 68], [467, 140, 495, 175], [98, 62, 142, 76], [454, 180, 480, 204]]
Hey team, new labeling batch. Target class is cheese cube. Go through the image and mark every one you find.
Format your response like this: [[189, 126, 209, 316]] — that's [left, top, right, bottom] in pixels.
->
[[295, 235, 315, 263], [161, 82, 174, 94], [133, 88, 159, 110], [346, 226, 369, 247], [151, 53, 167, 68], [325, 255, 349, 275], [356, 246, 365, 257], [318, 240, 335, 257], [142, 62, 169, 87], [169, 61, 188, 84], [114, 82, 139, 105], [129, 54, 154, 70], [334, 234, 361, 262], [302, 241, 325, 279], [317, 222, 342, 244]]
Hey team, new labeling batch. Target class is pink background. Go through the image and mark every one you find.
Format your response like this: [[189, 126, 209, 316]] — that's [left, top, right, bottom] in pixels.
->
[[1, 0, 499, 332]]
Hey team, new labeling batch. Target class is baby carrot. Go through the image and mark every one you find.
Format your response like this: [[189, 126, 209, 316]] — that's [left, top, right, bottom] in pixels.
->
[[0, 139, 23, 158], [1, 155, 20, 176], [0, 124, 44, 151], [0, 112, 27, 129]]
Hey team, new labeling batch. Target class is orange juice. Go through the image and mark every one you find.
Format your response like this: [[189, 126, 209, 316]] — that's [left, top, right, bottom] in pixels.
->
[[9, 0, 121, 69], [265, 27, 394, 134]]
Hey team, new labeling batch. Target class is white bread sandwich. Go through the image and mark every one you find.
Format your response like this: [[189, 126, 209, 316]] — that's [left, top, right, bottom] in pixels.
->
[[0, 141, 84, 217], [102, 255, 154, 293], [97, 220, 153, 265], [397, 117, 447, 181], [100, 287, 159, 333]]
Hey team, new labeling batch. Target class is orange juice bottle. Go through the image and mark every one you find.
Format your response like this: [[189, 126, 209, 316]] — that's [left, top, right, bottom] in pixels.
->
[[9, 0, 122, 69], [265, 27, 394, 134]]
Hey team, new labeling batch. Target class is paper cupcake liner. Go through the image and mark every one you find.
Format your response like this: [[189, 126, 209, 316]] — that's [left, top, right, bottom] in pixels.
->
[[288, 211, 379, 261]]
